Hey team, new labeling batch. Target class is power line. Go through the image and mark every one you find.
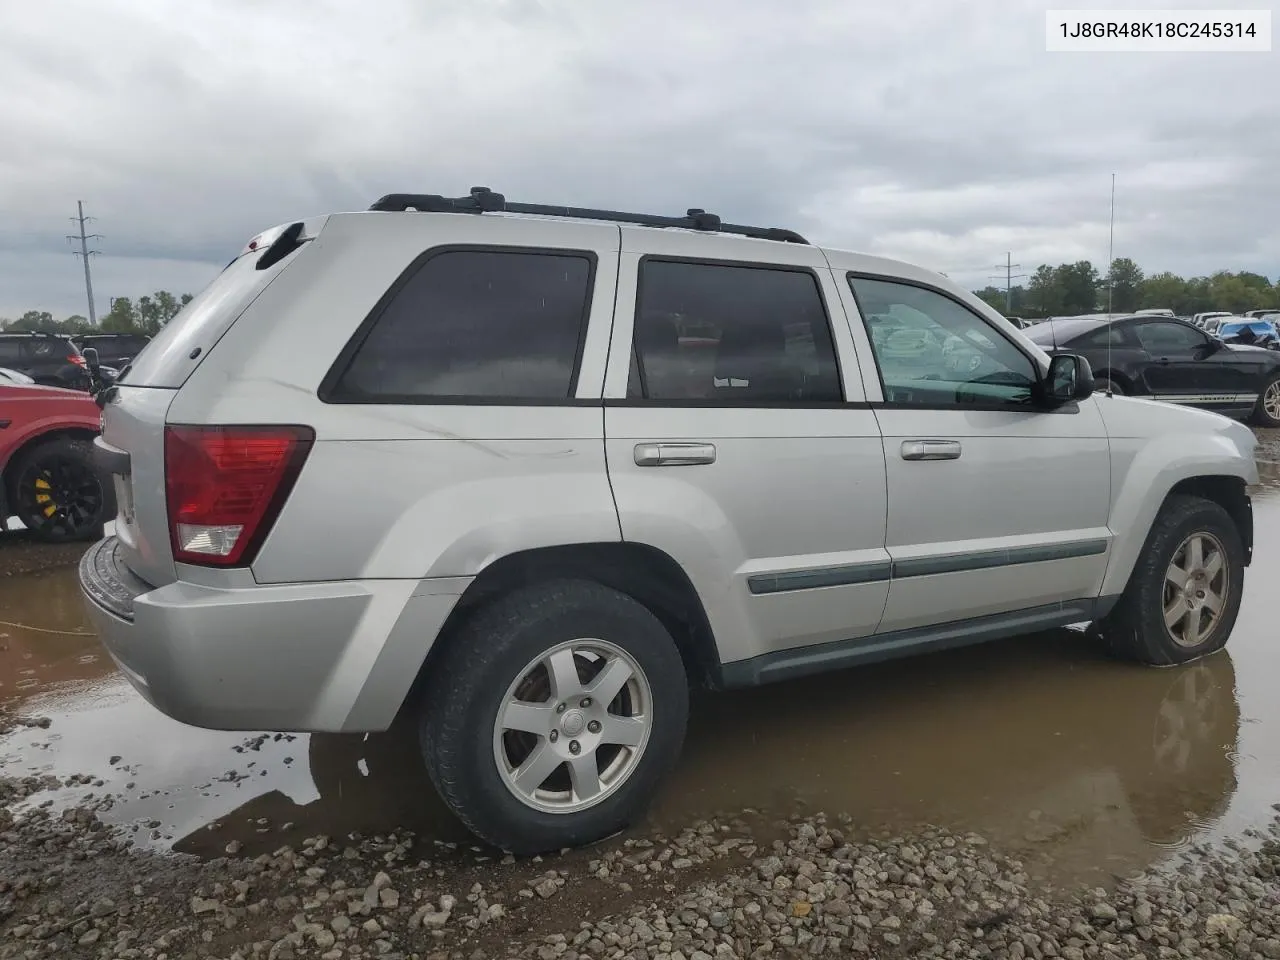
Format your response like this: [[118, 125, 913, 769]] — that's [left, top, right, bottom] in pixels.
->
[[66, 201, 102, 324], [987, 252, 1029, 313]]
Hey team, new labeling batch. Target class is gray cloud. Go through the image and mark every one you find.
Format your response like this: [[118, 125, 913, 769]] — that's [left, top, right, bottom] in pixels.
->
[[2, 0, 1276, 319]]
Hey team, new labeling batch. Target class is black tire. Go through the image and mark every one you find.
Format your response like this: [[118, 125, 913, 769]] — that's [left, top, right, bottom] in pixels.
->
[[6, 437, 113, 543], [1250, 372, 1280, 427], [1093, 495, 1244, 666], [1094, 376, 1124, 396], [419, 579, 689, 854]]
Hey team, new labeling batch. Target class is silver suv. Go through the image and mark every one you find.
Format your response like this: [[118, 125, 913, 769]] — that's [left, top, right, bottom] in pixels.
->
[[80, 188, 1258, 854]]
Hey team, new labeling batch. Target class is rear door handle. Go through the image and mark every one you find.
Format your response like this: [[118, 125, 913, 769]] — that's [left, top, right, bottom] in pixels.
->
[[634, 442, 717, 467], [901, 440, 961, 461]]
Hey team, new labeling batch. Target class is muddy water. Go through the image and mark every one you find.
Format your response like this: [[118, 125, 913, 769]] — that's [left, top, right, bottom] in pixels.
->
[[2, 488, 1279, 887]]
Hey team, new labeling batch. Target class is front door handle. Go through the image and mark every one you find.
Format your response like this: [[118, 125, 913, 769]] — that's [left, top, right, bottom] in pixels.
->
[[901, 440, 961, 461], [634, 442, 717, 467]]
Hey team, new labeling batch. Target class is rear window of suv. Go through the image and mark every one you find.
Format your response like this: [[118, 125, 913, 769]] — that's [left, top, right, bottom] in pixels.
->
[[325, 248, 595, 403]]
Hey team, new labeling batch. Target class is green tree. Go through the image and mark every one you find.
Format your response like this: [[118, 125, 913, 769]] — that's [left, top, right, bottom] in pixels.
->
[[1106, 257, 1144, 312], [10, 310, 57, 333], [1055, 261, 1100, 314], [974, 286, 1006, 312], [1138, 272, 1188, 312], [1028, 265, 1063, 315], [101, 297, 138, 333]]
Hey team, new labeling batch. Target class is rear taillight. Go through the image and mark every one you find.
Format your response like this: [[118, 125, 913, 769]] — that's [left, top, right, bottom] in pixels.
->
[[164, 425, 314, 566], [70, 355, 87, 367]]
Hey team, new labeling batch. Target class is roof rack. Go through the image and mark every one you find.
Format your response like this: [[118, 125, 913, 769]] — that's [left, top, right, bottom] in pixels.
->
[[368, 187, 809, 245]]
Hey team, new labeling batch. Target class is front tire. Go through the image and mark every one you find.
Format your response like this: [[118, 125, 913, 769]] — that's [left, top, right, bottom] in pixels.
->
[[1093, 495, 1244, 666], [419, 579, 689, 854], [1250, 373, 1280, 427], [1094, 376, 1125, 396]]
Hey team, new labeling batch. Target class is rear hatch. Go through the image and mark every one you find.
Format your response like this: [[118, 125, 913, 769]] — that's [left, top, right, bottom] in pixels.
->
[[98, 218, 326, 588]]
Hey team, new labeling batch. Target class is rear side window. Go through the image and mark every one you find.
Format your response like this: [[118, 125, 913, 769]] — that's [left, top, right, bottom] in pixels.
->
[[0, 340, 22, 364], [627, 260, 842, 404], [327, 248, 595, 403]]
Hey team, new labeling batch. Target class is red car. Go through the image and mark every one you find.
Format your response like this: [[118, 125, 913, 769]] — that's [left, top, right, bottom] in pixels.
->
[[0, 378, 112, 541]]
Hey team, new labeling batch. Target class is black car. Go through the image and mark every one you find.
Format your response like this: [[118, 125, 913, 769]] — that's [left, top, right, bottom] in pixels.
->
[[69, 333, 151, 370], [0, 333, 92, 390], [1026, 314, 1280, 427]]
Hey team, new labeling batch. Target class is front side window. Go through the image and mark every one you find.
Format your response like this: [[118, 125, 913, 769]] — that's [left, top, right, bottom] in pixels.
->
[[849, 276, 1037, 407], [331, 249, 594, 401], [628, 260, 842, 404]]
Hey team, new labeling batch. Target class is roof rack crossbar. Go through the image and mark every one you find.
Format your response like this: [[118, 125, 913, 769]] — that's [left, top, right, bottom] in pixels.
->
[[367, 187, 808, 245]]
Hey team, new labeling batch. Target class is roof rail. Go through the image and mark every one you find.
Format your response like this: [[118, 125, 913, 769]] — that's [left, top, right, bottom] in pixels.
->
[[367, 187, 809, 245]]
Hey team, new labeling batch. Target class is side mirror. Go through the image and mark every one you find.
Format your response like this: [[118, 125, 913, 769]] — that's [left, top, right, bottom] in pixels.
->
[[1043, 354, 1095, 404], [82, 347, 100, 374]]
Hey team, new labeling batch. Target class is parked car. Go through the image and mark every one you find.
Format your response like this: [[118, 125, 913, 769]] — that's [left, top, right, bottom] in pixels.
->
[[1217, 318, 1280, 350], [1244, 309, 1280, 321], [1193, 312, 1233, 327], [1203, 316, 1231, 336], [0, 333, 93, 390], [1, 379, 113, 540], [0, 367, 35, 385], [1027, 314, 1280, 425], [70, 333, 152, 370], [80, 189, 1258, 854]]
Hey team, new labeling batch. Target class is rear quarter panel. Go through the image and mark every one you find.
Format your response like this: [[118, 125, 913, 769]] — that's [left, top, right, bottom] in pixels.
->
[[167, 212, 626, 583]]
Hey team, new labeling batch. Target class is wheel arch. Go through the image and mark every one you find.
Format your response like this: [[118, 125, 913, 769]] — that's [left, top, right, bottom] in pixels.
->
[[396, 541, 723, 725], [1, 426, 100, 515], [1102, 454, 1255, 598]]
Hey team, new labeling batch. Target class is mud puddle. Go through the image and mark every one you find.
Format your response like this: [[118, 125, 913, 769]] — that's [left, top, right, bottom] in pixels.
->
[[2, 492, 1279, 888]]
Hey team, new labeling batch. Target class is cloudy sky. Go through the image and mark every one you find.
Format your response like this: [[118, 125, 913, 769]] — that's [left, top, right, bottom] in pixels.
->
[[1, 0, 1276, 320]]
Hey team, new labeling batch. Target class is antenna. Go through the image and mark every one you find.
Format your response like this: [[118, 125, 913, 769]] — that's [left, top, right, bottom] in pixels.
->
[[1105, 173, 1115, 397], [66, 201, 103, 324]]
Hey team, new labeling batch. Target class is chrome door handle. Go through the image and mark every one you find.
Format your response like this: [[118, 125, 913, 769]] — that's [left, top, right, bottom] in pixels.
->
[[634, 442, 717, 467], [901, 440, 961, 461]]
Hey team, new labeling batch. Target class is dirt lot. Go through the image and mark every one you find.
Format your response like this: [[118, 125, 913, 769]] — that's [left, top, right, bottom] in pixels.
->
[[4, 447, 1280, 958]]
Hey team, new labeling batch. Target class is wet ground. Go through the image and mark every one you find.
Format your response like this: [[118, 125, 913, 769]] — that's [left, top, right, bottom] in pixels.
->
[[3, 474, 1280, 897]]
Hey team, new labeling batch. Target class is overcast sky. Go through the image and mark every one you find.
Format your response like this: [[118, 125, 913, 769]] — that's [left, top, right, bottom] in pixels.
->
[[1, 0, 1276, 320]]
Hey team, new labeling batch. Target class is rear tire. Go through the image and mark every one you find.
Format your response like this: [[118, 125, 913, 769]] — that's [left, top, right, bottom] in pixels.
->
[[1094, 376, 1124, 396], [1249, 373, 1280, 427], [6, 437, 113, 543], [419, 579, 689, 854], [1093, 495, 1244, 666]]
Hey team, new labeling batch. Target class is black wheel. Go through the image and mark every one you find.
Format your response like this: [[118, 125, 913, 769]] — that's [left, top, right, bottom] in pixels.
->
[[7, 437, 112, 542], [1093, 495, 1244, 666], [419, 579, 689, 854], [1250, 373, 1280, 427], [1094, 376, 1124, 396]]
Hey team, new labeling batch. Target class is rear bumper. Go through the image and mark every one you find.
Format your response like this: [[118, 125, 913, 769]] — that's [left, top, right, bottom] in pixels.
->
[[79, 537, 470, 733]]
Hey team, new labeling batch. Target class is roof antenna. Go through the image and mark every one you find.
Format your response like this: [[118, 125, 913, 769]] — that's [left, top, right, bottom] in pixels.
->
[[1105, 172, 1116, 397]]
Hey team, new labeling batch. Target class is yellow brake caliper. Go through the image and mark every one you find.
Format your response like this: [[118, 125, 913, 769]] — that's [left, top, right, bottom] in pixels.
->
[[34, 476, 57, 517]]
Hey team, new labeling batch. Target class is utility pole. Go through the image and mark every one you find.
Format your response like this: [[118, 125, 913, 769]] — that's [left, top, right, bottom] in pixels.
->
[[67, 201, 102, 324], [988, 253, 1028, 314]]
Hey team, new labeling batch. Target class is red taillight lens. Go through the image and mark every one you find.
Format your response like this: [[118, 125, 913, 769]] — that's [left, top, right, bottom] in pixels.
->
[[164, 425, 314, 567], [70, 355, 87, 367]]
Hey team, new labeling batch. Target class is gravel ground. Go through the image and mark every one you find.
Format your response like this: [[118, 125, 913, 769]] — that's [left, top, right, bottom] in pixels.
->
[[2, 756, 1279, 960]]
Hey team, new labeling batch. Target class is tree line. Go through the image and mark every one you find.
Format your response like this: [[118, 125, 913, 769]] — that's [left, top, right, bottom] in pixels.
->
[[974, 260, 1279, 318], [0, 291, 194, 337]]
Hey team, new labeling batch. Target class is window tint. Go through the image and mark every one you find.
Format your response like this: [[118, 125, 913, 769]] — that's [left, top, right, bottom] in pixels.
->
[[629, 261, 842, 403], [0, 340, 22, 364], [333, 249, 594, 401], [1134, 321, 1207, 352], [849, 277, 1037, 407], [1070, 325, 1128, 348]]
